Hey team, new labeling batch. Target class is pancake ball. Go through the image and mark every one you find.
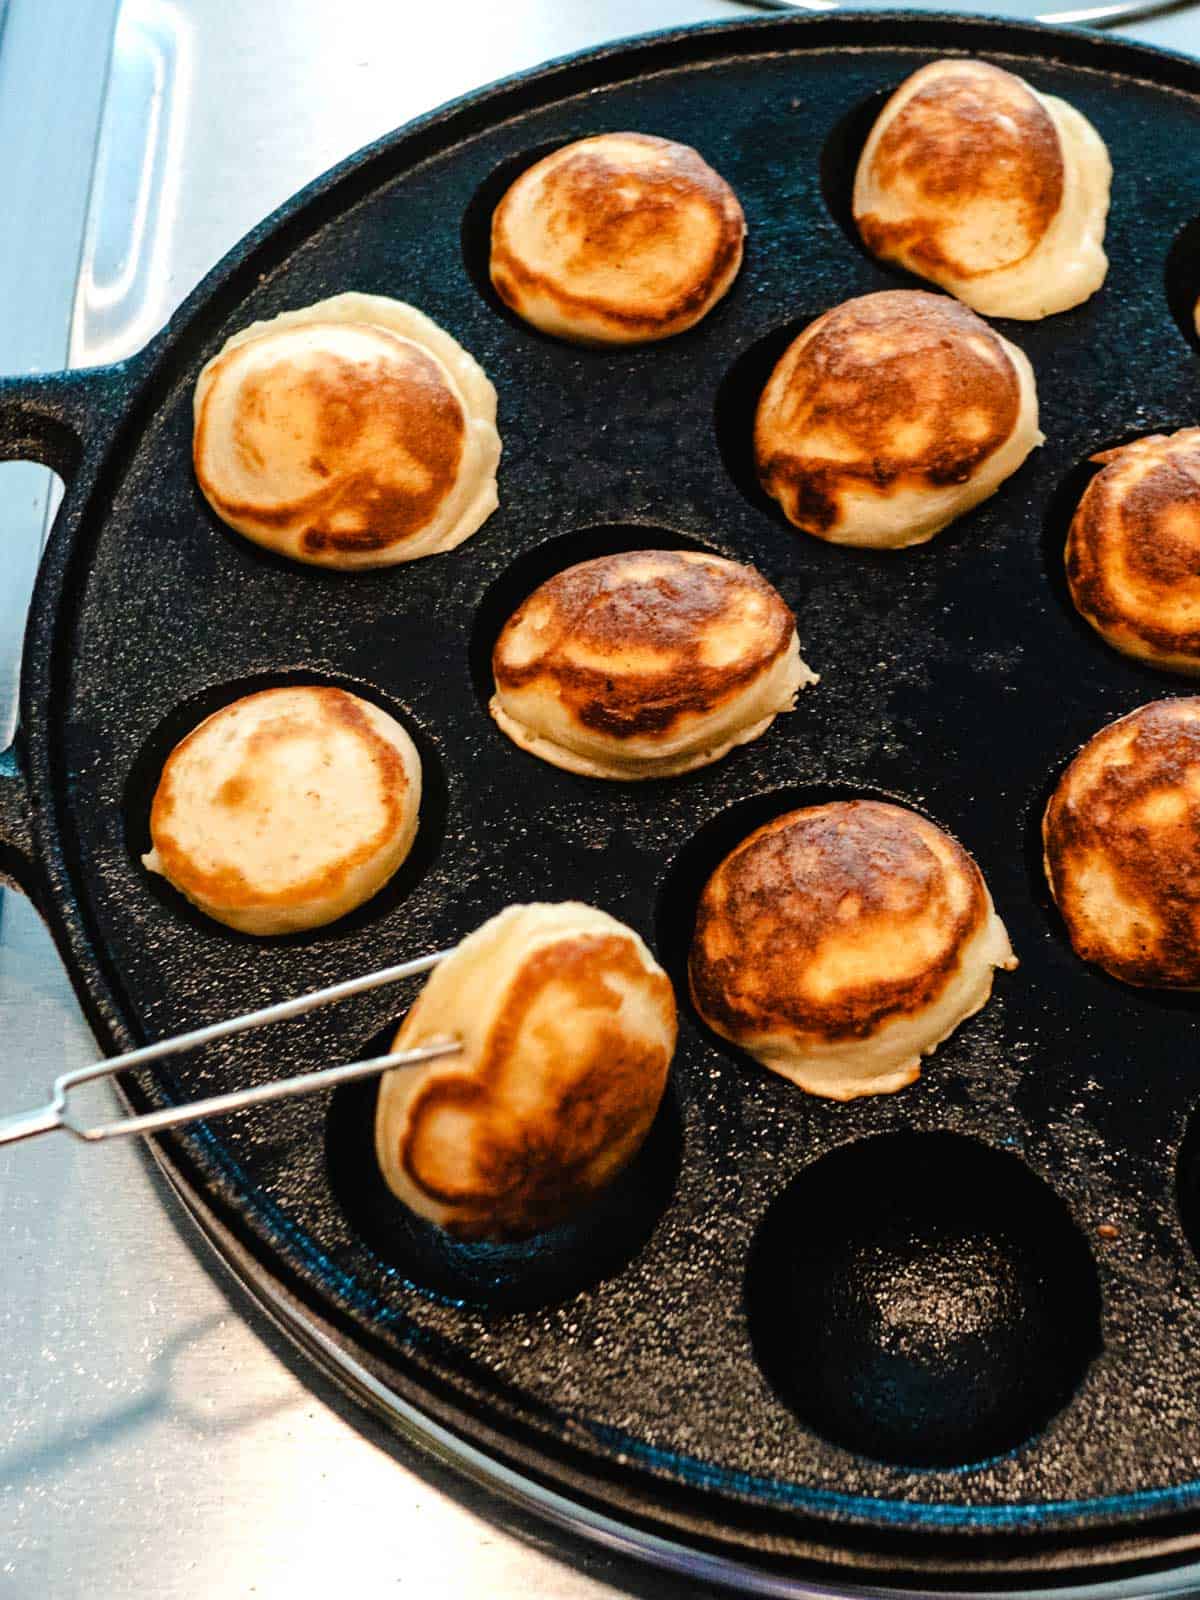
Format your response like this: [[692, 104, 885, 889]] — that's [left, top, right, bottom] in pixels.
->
[[489, 132, 745, 344], [375, 902, 678, 1239], [853, 58, 1111, 320], [754, 290, 1041, 548], [489, 549, 816, 779], [1066, 430, 1200, 674], [193, 292, 500, 568], [689, 800, 1017, 1100], [143, 686, 421, 935], [1044, 698, 1200, 987]]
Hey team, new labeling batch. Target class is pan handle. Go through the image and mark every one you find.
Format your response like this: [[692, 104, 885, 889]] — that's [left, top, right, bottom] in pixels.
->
[[0, 362, 129, 902], [0, 739, 37, 903], [0, 364, 121, 478]]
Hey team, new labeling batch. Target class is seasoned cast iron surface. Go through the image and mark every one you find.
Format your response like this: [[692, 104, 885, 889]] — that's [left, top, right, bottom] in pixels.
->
[[42, 19, 1200, 1552]]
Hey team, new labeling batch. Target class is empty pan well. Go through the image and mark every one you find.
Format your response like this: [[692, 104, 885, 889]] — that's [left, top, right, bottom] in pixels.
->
[[746, 1130, 1102, 1469]]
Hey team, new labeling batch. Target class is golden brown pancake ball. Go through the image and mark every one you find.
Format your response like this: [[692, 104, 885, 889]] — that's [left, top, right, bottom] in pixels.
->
[[489, 132, 745, 344], [1043, 698, 1200, 987], [1066, 430, 1200, 674], [193, 293, 501, 568], [143, 686, 421, 935], [489, 549, 816, 779], [374, 903, 677, 1239], [754, 290, 1041, 548], [689, 800, 1016, 1100], [853, 59, 1111, 320]]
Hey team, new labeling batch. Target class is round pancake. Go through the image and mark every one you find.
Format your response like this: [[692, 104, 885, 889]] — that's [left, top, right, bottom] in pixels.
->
[[1066, 430, 1200, 674], [143, 686, 422, 935], [374, 902, 677, 1239], [489, 549, 816, 779], [489, 132, 745, 344], [1043, 698, 1200, 987], [193, 292, 501, 568], [853, 58, 1111, 320], [754, 290, 1042, 548], [689, 800, 1017, 1100]]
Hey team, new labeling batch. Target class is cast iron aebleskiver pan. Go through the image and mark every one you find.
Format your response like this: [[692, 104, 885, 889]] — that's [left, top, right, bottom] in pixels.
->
[[10, 10, 1200, 1590]]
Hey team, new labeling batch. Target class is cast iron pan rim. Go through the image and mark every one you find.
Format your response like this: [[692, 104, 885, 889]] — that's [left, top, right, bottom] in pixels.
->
[[14, 10, 1200, 1586]]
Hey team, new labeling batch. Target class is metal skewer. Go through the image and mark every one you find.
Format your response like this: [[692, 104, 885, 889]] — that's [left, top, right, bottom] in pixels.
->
[[0, 946, 461, 1149]]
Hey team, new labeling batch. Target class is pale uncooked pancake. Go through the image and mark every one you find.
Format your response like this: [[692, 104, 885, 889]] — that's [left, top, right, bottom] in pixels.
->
[[1044, 698, 1200, 987], [1066, 430, 1200, 674], [143, 686, 422, 935], [489, 133, 745, 344], [853, 58, 1111, 320], [689, 800, 1016, 1100], [374, 902, 677, 1239], [754, 290, 1042, 548], [489, 549, 816, 779], [193, 293, 500, 568]]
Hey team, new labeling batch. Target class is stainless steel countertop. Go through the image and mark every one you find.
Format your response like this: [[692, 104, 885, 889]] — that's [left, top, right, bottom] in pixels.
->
[[5, 3, 1200, 1597]]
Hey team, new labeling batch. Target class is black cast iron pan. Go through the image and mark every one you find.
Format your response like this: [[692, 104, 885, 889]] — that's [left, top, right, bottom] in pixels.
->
[[9, 12, 1200, 1592]]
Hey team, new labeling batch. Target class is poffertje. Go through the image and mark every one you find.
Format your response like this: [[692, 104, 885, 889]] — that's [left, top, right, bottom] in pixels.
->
[[194, 293, 500, 568], [375, 903, 677, 1239]]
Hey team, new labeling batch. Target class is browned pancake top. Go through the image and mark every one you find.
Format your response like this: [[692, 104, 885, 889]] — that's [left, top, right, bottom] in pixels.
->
[[194, 324, 466, 555], [1066, 431, 1200, 662], [857, 60, 1064, 280], [1044, 698, 1200, 987], [492, 549, 795, 740], [395, 934, 675, 1239], [689, 800, 987, 1042], [150, 687, 410, 912], [490, 133, 744, 338], [754, 290, 1021, 534]]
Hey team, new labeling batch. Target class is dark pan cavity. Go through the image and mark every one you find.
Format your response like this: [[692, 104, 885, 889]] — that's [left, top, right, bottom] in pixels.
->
[[460, 138, 574, 335], [1165, 214, 1200, 356], [817, 87, 911, 275], [746, 1131, 1103, 1468], [713, 315, 817, 529], [122, 670, 448, 947]]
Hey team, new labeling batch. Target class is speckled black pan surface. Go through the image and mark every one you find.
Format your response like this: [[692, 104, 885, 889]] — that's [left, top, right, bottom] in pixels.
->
[[10, 12, 1200, 1588]]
